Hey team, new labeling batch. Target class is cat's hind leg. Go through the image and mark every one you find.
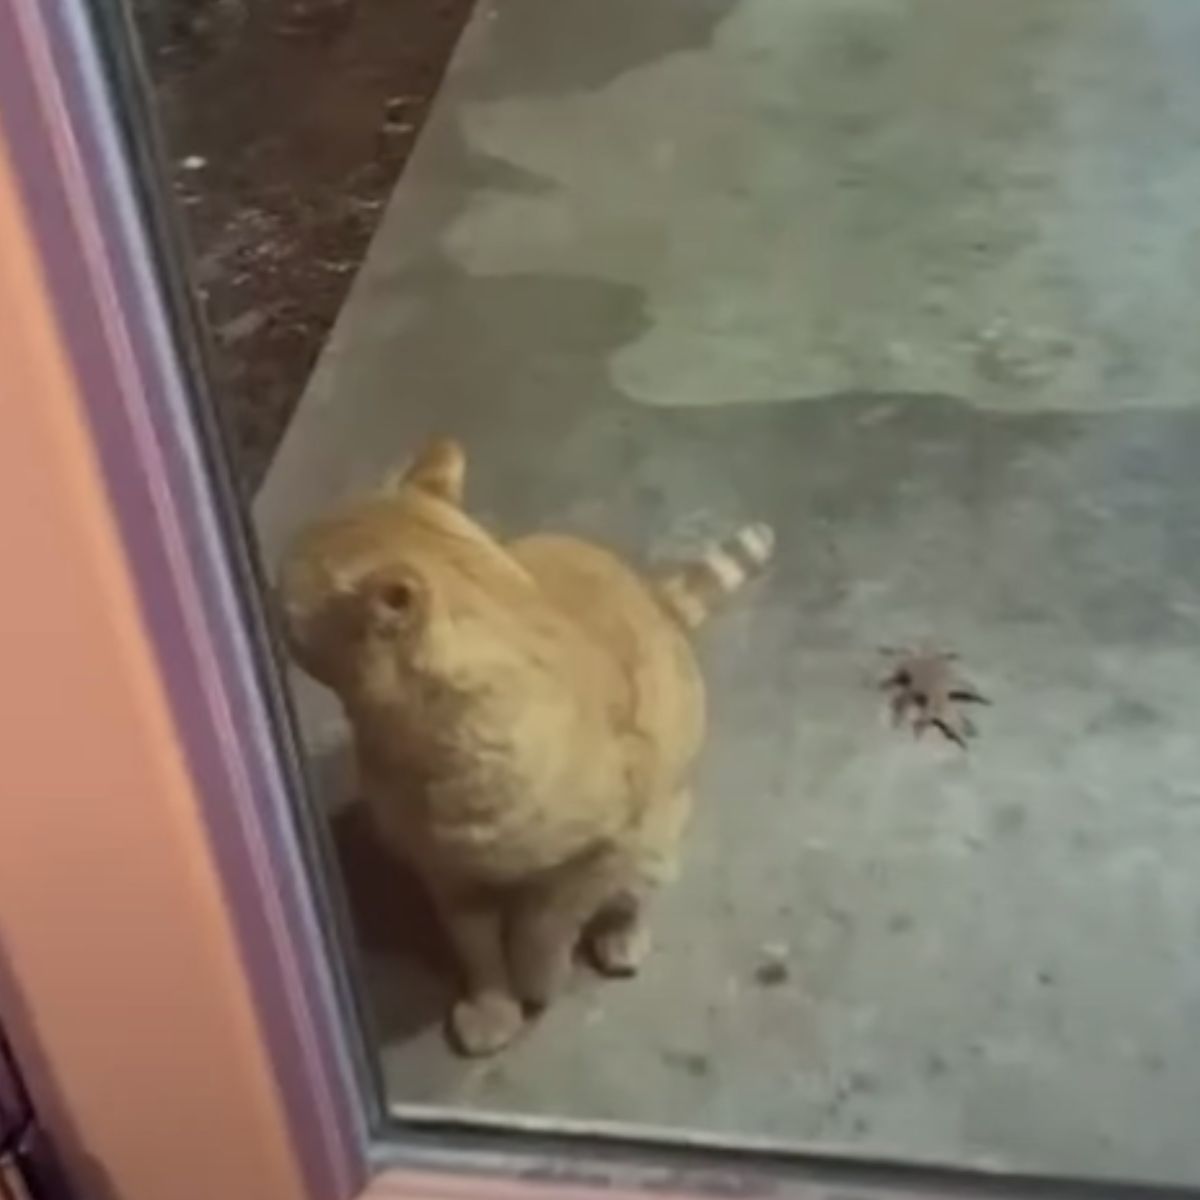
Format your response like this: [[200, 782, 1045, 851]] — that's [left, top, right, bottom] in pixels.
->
[[586, 889, 652, 976], [585, 786, 694, 978]]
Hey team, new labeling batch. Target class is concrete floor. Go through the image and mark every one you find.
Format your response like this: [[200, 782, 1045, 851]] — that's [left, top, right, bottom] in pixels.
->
[[256, 0, 1200, 1187]]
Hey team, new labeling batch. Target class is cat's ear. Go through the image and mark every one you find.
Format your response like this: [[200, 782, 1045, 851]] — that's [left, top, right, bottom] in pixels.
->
[[386, 437, 466, 504], [363, 570, 427, 639]]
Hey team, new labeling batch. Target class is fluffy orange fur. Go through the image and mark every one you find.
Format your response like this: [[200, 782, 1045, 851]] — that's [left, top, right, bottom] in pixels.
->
[[279, 439, 772, 1054]]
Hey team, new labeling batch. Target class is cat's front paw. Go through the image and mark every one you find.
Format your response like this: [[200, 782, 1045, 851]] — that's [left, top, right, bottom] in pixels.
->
[[449, 991, 525, 1057], [510, 919, 574, 1011], [511, 948, 572, 1012]]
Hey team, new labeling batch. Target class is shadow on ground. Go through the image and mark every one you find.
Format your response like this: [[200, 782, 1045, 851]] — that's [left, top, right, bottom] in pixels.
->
[[315, 741, 452, 1048]]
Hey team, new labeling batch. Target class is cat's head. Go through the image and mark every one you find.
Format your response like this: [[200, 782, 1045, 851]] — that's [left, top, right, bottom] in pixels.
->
[[277, 438, 533, 694]]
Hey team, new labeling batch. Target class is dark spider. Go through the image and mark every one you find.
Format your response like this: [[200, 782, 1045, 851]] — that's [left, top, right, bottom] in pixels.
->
[[879, 647, 990, 748]]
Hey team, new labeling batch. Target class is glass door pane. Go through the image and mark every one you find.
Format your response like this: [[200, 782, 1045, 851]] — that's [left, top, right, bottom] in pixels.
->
[[116, 0, 1200, 1188]]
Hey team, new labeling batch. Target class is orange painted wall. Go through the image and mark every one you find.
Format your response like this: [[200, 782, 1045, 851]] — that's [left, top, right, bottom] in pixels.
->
[[0, 121, 308, 1200]]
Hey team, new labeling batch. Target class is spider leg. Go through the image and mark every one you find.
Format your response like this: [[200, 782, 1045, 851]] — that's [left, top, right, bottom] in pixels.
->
[[949, 687, 990, 706], [933, 717, 968, 749], [889, 692, 913, 727]]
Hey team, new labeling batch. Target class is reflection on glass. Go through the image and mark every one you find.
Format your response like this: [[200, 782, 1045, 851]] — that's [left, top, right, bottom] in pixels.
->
[[129, 0, 1200, 1188]]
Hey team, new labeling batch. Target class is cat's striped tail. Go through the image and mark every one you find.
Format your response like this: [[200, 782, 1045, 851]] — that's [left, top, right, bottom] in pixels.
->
[[654, 522, 775, 631]]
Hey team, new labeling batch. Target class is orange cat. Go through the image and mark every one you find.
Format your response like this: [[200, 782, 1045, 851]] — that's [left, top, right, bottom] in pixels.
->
[[279, 439, 772, 1054]]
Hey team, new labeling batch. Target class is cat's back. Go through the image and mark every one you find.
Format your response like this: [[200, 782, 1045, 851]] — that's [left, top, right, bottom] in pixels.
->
[[509, 533, 704, 780], [509, 533, 674, 646]]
